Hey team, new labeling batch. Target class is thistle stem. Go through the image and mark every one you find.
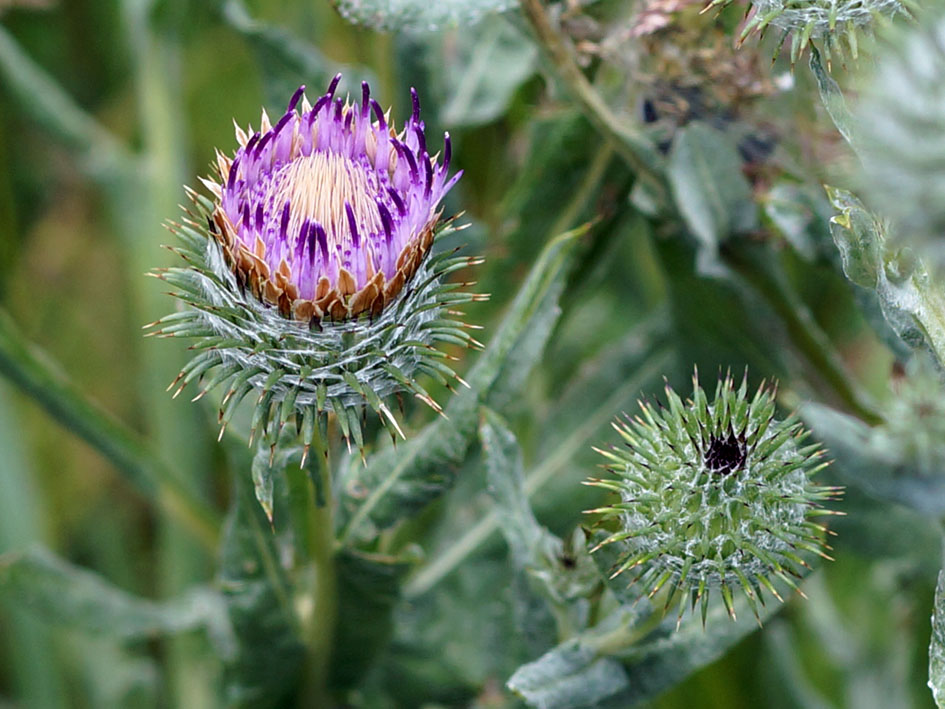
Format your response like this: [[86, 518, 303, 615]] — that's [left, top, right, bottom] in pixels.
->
[[290, 427, 337, 706], [518, 0, 668, 201]]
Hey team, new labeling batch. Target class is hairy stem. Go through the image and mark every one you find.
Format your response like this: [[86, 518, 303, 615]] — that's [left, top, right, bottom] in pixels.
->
[[518, 0, 667, 201], [292, 428, 337, 705]]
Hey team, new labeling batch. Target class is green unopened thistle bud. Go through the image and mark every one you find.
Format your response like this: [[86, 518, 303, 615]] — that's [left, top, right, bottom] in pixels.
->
[[148, 78, 483, 459], [585, 370, 840, 627], [706, 0, 904, 64]]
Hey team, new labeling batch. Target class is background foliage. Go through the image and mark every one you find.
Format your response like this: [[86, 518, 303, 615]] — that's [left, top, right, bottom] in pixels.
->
[[0, 0, 943, 707]]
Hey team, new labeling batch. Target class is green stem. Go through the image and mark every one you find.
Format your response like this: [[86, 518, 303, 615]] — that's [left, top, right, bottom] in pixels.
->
[[0, 310, 220, 550], [292, 428, 337, 706], [404, 345, 672, 598], [518, 0, 667, 201]]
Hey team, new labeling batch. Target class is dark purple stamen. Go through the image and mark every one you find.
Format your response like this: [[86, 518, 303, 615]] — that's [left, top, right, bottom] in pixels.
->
[[345, 202, 360, 248], [333, 98, 343, 121], [310, 223, 326, 262], [241, 202, 251, 228], [361, 81, 370, 117], [255, 203, 264, 230], [377, 202, 394, 244], [443, 133, 452, 172], [326, 73, 342, 100], [274, 111, 294, 136], [245, 131, 261, 153], [344, 111, 354, 132], [424, 157, 433, 197], [371, 99, 386, 128], [387, 187, 406, 216], [279, 201, 291, 240], [227, 156, 241, 190], [287, 85, 306, 113], [301, 221, 316, 262], [312, 95, 330, 117], [414, 124, 427, 156], [396, 140, 419, 179], [254, 131, 272, 158]]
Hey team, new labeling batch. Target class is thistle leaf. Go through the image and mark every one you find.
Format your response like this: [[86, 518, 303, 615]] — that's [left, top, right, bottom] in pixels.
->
[[337, 227, 583, 545], [667, 122, 758, 277], [0, 547, 232, 647], [332, 0, 516, 32]]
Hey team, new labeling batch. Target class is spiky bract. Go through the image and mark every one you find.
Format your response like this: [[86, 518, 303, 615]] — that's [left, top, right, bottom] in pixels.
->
[[707, 0, 903, 63], [586, 372, 839, 626], [149, 79, 481, 453]]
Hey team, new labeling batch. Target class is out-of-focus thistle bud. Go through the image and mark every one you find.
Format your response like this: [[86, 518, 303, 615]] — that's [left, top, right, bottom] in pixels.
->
[[704, 0, 904, 64], [148, 77, 482, 458], [585, 370, 841, 627]]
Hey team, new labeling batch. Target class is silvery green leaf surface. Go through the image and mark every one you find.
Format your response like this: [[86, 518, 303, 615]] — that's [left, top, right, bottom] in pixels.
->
[[667, 122, 758, 276], [855, 12, 945, 266], [931, 571, 945, 708], [336, 228, 581, 545], [510, 595, 778, 709], [508, 637, 631, 709], [801, 401, 945, 517], [827, 186, 945, 366], [333, 0, 517, 32], [0, 546, 232, 645], [437, 16, 537, 127]]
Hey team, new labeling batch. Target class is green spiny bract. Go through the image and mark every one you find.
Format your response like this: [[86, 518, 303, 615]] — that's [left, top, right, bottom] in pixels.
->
[[585, 371, 840, 627], [707, 0, 904, 64]]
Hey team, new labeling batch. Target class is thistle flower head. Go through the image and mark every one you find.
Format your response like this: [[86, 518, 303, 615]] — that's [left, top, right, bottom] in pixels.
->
[[150, 77, 480, 455], [586, 370, 839, 627], [207, 77, 459, 322]]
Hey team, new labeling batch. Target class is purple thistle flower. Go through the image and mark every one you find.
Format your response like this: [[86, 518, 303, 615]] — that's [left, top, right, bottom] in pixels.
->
[[203, 76, 461, 323]]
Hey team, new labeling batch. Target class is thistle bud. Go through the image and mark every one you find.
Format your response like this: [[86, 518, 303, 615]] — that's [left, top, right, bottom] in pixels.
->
[[586, 371, 840, 627], [149, 77, 481, 455]]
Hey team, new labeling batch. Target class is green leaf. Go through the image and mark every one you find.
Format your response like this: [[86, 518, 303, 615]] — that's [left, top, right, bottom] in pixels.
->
[[331, 549, 415, 689], [337, 227, 584, 545], [809, 48, 857, 148], [826, 187, 945, 365], [509, 597, 777, 708], [479, 408, 552, 565], [332, 0, 516, 32], [0, 547, 232, 645], [801, 401, 945, 517], [930, 570, 945, 708], [219, 471, 304, 707], [667, 122, 758, 276], [437, 16, 537, 127], [508, 637, 631, 709]]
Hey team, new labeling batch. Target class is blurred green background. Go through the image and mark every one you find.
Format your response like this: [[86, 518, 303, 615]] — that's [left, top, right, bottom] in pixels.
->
[[0, 0, 940, 707]]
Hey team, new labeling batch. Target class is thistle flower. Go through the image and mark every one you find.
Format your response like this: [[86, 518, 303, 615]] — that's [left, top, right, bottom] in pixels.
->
[[585, 371, 840, 627], [149, 77, 482, 457]]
